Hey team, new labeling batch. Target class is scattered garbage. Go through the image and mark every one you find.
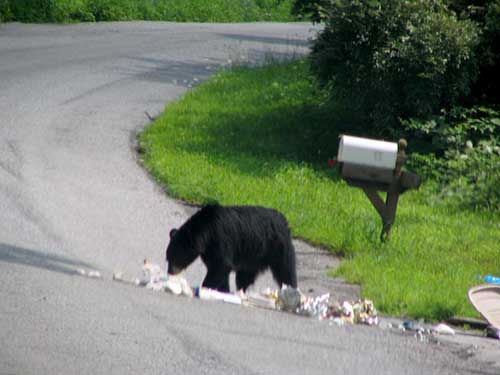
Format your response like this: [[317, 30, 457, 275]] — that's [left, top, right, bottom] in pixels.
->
[[263, 286, 379, 325], [432, 323, 456, 336], [194, 287, 242, 305], [242, 291, 277, 310], [486, 326, 500, 340], [138, 259, 165, 286], [165, 274, 193, 296], [112, 260, 192, 296], [276, 285, 302, 312], [297, 293, 332, 318], [332, 317, 345, 327], [110, 259, 500, 345], [401, 320, 427, 333], [77, 268, 86, 276], [87, 270, 102, 278], [481, 275, 500, 284], [402, 320, 415, 331], [77, 268, 102, 279]]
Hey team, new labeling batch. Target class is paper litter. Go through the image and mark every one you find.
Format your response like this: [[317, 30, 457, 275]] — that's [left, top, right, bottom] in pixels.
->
[[258, 285, 379, 325], [115, 261, 382, 327], [432, 323, 456, 336]]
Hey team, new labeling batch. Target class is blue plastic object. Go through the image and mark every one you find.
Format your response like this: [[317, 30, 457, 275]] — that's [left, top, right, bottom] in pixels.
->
[[483, 275, 500, 284]]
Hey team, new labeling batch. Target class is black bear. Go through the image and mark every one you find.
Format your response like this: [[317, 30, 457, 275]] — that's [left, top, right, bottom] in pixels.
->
[[166, 204, 297, 293]]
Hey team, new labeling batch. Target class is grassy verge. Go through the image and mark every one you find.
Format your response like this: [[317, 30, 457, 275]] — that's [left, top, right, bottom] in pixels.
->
[[139, 60, 500, 321], [1, 0, 295, 23]]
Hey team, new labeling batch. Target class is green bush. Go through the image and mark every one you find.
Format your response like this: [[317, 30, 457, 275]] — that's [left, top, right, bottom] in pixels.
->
[[474, 1, 500, 103], [0, 0, 12, 21], [8, 0, 94, 22], [310, 0, 479, 134], [404, 106, 500, 210], [52, 0, 94, 22], [9, 0, 53, 22], [291, 0, 328, 22], [446, 1, 500, 103], [86, 0, 138, 21]]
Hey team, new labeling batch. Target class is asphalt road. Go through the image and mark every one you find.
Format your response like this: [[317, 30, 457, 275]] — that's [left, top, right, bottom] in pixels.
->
[[1, 22, 499, 375]]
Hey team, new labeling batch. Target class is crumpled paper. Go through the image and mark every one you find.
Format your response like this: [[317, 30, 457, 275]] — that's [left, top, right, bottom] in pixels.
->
[[114, 262, 379, 326], [264, 285, 378, 325], [113, 259, 193, 296]]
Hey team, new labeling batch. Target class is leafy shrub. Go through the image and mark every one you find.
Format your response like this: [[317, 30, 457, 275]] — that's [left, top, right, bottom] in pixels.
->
[[441, 142, 500, 210], [8, 0, 94, 22], [52, 0, 94, 22], [86, 0, 138, 21], [310, 0, 479, 134], [446, 1, 500, 103], [0, 0, 12, 22], [404, 106, 500, 210], [291, 0, 327, 22], [9, 0, 54, 22], [473, 1, 500, 103]]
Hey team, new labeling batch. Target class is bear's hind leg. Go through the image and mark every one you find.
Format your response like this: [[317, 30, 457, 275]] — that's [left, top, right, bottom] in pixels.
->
[[270, 242, 297, 289]]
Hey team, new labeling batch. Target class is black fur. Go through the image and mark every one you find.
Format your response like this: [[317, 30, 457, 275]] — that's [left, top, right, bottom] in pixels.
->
[[166, 204, 297, 292]]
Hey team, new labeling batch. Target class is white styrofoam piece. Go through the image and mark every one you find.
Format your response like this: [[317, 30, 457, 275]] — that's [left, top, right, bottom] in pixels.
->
[[337, 135, 398, 170]]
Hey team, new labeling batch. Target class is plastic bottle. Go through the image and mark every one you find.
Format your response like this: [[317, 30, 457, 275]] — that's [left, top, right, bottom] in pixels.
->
[[483, 275, 500, 284]]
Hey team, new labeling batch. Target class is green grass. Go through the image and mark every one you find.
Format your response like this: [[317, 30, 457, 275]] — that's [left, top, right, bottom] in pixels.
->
[[139, 60, 500, 321], [1, 0, 295, 23]]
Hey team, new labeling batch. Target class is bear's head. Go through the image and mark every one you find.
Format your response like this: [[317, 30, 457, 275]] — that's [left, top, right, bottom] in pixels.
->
[[166, 228, 199, 275]]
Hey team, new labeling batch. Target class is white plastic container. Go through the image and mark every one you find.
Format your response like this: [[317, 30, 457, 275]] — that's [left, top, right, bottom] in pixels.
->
[[195, 287, 242, 305], [337, 135, 398, 170]]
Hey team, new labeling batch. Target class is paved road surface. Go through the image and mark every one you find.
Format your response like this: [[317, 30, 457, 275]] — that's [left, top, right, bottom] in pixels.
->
[[1, 22, 499, 375]]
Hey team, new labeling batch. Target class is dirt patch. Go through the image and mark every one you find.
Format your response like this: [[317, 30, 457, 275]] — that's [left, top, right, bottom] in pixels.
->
[[293, 239, 361, 301]]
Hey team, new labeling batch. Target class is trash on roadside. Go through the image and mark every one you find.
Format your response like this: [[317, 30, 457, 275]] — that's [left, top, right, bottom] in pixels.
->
[[432, 323, 456, 335], [77, 268, 87, 276], [77, 268, 102, 279], [332, 317, 345, 327], [486, 325, 500, 340], [402, 320, 415, 331], [297, 293, 331, 318], [88, 270, 102, 278], [194, 287, 242, 305], [266, 285, 379, 325], [140, 259, 165, 285], [112, 260, 192, 296], [118, 261, 382, 326], [340, 301, 354, 323], [165, 274, 193, 297], [352, 299, 378, 325], [241, 291, 276, 310], [112, 271, 136, 285], [276, 285, 303, 312], [481, 275, 500, 285]]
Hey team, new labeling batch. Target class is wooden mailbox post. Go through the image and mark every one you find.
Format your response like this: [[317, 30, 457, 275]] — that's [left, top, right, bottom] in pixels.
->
[[337, 136, 421, 241]]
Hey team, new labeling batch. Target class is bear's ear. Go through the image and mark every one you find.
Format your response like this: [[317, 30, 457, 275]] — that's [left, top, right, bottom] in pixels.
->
[[169, 229, 178, 239]]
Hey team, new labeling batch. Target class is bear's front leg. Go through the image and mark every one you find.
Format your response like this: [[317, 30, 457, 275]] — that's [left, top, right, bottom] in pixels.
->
[[236, 271, 258, 292], [202, 264, 231, 293]]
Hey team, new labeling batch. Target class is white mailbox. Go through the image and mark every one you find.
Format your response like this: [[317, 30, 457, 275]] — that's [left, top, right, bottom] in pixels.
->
[[337, 135, 399, 185], [337, 135, 398, 169], [334, 135, 421, 241]]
